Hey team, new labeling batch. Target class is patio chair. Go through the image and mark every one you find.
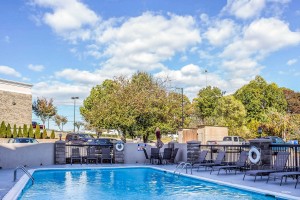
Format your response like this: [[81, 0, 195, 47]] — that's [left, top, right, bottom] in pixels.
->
[[101, 148, 113, 164], [86, 146, 98, 164], [150, 148, 161, 164], [243, 151, 290, 182], [267, 170, 300, 188], [196, 150, 226, 171], [192, 150, 208, 169], [170, 148, 179, 164], [70, 148, 82, 165], [161, 148, 172, 164], [142, 148, 151, 164], [211, 151, 248, 175]]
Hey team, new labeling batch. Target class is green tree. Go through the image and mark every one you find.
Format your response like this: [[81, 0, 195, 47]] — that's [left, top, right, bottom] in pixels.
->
[[0, 121, 6, 138], [74, 121, 84, 132], [13, 124, 18, 138], [234, 76, 287, 122], [18, 126, 23, 137], [23, 124, 28, 137], [28, 124, 34, 138], [6, 123, 12, 138], [54, 115, 68, 131], [50, 130, 55, 139], [193, 86, 223, 123], [32, 97, 57, 129], [34, 125, 41, 139], [42, 129, 48, 139]]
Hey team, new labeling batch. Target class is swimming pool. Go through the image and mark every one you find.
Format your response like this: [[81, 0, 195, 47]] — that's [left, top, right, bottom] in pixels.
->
[[13, 167, 280, 200]]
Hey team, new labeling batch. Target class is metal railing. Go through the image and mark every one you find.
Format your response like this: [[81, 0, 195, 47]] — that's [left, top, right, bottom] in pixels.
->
[[14, 166, 34, 185]]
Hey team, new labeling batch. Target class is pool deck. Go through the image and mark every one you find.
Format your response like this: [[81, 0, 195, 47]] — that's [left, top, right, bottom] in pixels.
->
[[1, 164, 300, 199]]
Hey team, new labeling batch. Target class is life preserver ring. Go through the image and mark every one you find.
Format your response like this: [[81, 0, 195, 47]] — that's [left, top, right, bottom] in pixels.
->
[[249, 146, 261, 164], [116, 142, 124, 151]]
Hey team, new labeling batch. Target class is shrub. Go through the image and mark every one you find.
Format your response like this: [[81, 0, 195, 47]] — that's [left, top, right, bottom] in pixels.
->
[[23, 124, 28, 138], [50, 130, 55, 139], [18, 126, 23, 137], [42, 129, 48, 139], [6, 123, 12, 138], [13, 124, 17, 138], [28, 124, 34, 138], [0, 121, 6, 138], [34, 125, 40, 139]]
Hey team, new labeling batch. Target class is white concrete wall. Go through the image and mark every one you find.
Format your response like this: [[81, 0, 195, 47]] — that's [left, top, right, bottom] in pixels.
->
[[0, 143, 54, 169], [123, 143, 187, 164]]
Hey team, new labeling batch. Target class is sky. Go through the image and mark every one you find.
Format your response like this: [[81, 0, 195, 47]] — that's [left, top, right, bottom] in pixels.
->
[[0, 0, 300, 131]]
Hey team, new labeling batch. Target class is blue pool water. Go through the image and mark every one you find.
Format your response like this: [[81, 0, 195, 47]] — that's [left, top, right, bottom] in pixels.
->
[[18, 168, 276, 200]]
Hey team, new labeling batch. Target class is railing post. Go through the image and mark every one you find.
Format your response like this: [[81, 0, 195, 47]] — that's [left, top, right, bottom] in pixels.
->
[[295, 146, 298, 171]]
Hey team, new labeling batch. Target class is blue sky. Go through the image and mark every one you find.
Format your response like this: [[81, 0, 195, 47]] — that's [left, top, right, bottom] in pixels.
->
[[1, 0, 300, 131]]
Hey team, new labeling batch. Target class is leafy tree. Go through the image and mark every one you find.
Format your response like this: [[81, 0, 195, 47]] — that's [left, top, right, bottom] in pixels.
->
[[0, 121, 6, 138], [6, 123, 12, 138], [32, 97, 57, 129], [28, 124, 34, 138], [34, 125, 41, 139], [234, 76, 287, 122], [283, 89, 300, 114], [74, 121, 84, 132], [13, 124, 18, 138], [42, 129, 48, 139], [18, 126, 23, 137], [23, 124, 28, 138], [54, 114, 68, 131], [50, 130, 55, 139], [193, 86, 223, 123]]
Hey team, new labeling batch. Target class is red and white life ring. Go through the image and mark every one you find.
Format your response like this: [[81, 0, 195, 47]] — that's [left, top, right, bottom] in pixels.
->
[[249, 146, 261, 164], [116, 142, 124, 151]]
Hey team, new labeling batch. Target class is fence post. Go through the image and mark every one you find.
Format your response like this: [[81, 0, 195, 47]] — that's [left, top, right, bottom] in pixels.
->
[[187, 141, 201, 164], [249, 139, 272, 169]]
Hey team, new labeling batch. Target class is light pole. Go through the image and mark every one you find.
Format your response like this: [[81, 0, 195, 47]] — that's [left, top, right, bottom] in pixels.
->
[[71, 97, 79, 132], [258, 126, 263, 138], [176, 87, 184, 129], [204, 69, 208, 88]]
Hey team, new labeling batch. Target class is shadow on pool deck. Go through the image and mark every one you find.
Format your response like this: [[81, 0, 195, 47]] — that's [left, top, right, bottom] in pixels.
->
[[1, 164, 300, 199]]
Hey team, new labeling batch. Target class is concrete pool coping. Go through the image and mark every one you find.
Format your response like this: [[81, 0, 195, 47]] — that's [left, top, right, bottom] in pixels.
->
[[1, 164, 300, 200]]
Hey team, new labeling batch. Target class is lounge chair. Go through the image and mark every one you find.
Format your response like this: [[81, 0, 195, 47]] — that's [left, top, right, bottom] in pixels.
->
[[211, 151, 248, 175], [86, 146, 98, 164], [267, 170, 300, 188], [243, 151, 290, 182], [70, 148, 82, 165], [150, 148, 161, 164], [161, 148, 172, 164], [191, 150, 208, 169], [196, 151, 226, 171], [101, 148, 113, 164], [142, 148, 151, 164], [170, 148, 179, 164]]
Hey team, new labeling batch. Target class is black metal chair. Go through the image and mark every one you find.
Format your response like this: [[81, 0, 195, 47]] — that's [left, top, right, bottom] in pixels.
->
[[161, 148, 172, 164], [101, 148, 113, 164], [171, 148, 179, 164], [70, 148, 82, 165], [86, 146, 98, 164], [142, 148, 151, 164], [150, 148, 161, 164]]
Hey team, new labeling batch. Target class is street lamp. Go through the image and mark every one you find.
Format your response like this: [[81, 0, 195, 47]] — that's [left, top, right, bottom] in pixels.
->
[[71, 97, 79, 132], [258, 127, 263, 138], [176, 87, 184, 129]]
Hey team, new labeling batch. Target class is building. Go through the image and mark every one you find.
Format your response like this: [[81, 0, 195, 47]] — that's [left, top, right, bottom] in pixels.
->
[[0, 79, 32, 127]]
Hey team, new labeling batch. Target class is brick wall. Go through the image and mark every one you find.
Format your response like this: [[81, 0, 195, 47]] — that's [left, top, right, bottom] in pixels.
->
[[0, 90, 32, 127]]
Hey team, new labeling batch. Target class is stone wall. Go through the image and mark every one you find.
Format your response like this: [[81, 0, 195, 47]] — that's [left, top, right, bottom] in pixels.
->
[[0, 90, 32, 127]]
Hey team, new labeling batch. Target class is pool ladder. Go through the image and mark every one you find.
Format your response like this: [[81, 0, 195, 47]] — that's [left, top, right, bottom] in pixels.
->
[[14, 166, 34, 185], [174, 162, 192, 175]]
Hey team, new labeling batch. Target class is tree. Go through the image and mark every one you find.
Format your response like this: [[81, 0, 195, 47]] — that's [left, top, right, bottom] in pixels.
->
[[18, 126, 23, 137], [34, 125, 41, 139], [32, 97, 57, 129], [6, 123, 12, 138], [193, 86, 223, 123], [61, 116, 68, 131], [74, 121, 84, 132], [50, 130, 55, 139], [28, 124, 34, 138], [13, 124, 18, 138], [54, 114, 68, 131], [283, 89, 300, 114], [234, 76, 287, 122], [0, 121, 6, 138], [23, 124, 28, 138], [42, 129, 48, 139]]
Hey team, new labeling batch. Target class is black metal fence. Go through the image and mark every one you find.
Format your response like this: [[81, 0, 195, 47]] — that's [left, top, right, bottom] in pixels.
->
[[65, 144, 114, 164]]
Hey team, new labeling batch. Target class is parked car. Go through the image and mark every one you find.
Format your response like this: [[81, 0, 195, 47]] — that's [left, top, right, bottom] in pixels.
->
[[8, 138, 38, 143], [217, 136, 247, 145], [88, 138, 117, 147], [65, 133, 94, 144], [32, 121, 45, 129]]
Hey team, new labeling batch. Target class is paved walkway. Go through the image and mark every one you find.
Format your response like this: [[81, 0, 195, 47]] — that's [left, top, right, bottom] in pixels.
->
[[1, 164, 300, 199]]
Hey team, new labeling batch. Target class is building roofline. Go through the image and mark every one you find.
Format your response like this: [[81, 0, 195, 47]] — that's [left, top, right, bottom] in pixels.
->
[[0, 78, 32, 88]]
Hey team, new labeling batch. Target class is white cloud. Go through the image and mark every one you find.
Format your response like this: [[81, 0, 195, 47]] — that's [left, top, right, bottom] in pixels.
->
[[204, 19, 239, 46], [287, 59, 298, 66], [31, 0, 99, 40], [97, 13, 201, 72], [28, 64, 45, 72], [0, 65, 21, 77], [222, 0, 266, 19]]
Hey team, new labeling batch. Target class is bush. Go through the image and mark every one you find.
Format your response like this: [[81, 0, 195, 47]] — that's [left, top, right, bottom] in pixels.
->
[[13, 124, 17, 138], [0, 121, 6, 138], [34, 125, 40, 139], [23, 124, 28, 138], [28, 124, 34, 138], [50, 130, 55, 139], [6, 123, 12, 138], [18, 126, 23, 137], [42, 129, 48, 139]]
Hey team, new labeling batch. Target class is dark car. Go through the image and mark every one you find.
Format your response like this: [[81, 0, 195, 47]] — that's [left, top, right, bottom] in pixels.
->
[[65, 133, 94, 144], [8, 138, 38, 143], [88, 138, 117, 147], [32, 121, 45, 129], [260, 136, 289, 152]]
